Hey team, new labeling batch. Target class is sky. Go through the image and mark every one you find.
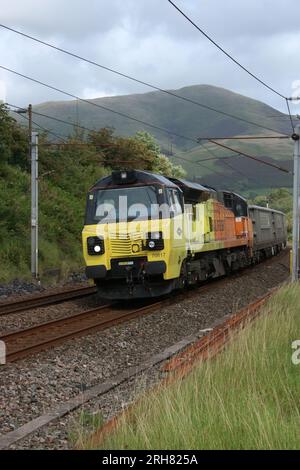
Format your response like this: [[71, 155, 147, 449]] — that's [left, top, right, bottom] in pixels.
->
[[0, 0, 300, 114]]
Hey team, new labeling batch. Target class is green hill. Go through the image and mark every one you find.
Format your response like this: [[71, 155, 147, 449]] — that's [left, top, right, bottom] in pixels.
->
[[28, 84, 294, 192]]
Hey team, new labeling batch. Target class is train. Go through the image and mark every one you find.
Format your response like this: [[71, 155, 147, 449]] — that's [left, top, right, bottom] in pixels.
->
[[82, 170, 287, 299]]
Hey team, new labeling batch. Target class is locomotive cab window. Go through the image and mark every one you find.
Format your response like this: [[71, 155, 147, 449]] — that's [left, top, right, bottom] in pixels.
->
[[234, 197, 248, 217], [223, 192, 248, 217], [92, 185, 159, 223]]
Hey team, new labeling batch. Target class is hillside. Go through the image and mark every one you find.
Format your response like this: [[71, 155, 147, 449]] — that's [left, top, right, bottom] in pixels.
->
[[25, 84, 294, 192], [32, 84, 291, 145], [176, 136, 293, 193]]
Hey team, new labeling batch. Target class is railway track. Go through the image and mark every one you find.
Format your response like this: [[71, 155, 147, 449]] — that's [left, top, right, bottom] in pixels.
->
[[0, 250, 289, 363], [0, 285, 97, 316], [1, 300, 164, 362], [1, 276, 223, 363]]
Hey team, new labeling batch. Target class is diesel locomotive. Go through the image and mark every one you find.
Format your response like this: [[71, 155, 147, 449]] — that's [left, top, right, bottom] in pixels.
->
[[82, 170, 287, 299]]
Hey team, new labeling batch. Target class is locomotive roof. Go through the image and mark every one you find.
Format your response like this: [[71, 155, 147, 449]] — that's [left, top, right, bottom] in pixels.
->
[[91, 170, 179, 190], [169, 178, 215, 194], [91, 170, 219, 195], [248, 205, 285, 216], [220, 190, 247, 202]]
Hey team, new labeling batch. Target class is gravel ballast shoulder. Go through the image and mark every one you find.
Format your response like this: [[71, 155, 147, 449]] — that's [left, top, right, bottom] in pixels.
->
[[0, 253, 290, 449]]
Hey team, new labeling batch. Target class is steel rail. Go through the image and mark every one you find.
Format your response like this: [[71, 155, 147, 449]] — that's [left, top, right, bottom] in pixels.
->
[[0, 285, 97, 316], [1, 250, 289, 363], [1, 301, 163, 362]]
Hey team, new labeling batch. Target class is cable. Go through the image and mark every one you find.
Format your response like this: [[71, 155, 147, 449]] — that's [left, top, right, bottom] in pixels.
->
[[198, 134, 290, 175], [167, 0, 286, 100], [198, 140, 264, 184], [169, 149, 215, 171], [10, 102, 193, 168], [7, 101, 96, 136], [198, 135, 288, 141], [0, 23, 287, 135], [208, 139, 291, 174], [28, 109, 94, 133], [171, 140, 262, 184], [222, 158, 249, 180], [169, 137, 289, 175], [285, 98, 295, 134], [196, 155, 235, 163], [12, 110, 67, 142]]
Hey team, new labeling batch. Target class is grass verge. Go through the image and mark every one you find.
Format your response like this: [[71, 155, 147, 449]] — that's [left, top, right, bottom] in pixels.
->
[[80, 284, 300, 450]]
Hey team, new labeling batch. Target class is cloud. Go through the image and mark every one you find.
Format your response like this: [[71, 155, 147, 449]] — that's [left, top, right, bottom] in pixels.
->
[[0, 0, 299, 114]]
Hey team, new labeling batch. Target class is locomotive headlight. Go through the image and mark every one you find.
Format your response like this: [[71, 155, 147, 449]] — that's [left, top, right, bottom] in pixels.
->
[[87, 236, 105, 256], [143, 232, 164, 251]]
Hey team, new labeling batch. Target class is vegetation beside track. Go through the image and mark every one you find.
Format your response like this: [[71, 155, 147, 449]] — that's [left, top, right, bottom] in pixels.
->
[[85, 284, 300, 450]]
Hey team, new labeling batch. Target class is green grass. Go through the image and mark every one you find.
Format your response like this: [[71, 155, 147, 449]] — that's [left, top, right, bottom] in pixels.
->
[[69, 410, 104, 448], [0, 157, 108, 282], [83, 285, 300, 450]]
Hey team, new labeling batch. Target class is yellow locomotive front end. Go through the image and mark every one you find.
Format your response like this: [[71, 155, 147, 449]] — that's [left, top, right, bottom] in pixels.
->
[[82, 170, 186, 299]]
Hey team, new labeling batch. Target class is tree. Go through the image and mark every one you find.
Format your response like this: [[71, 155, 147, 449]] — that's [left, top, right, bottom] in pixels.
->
[[153, 154, 186, 178], [88, 128, 155, 170], [135, 130, 186, 177], [0, 104, 28, 169], [135, 131, 161, 156]]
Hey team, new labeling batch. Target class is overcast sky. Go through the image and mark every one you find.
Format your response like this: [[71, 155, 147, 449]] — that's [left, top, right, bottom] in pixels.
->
[[0, 0, 299, 114]]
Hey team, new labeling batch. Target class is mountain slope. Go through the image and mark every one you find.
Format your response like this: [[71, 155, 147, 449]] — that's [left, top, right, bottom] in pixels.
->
[[27, 84, 294, 192], [32, 84, 290, 147]]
